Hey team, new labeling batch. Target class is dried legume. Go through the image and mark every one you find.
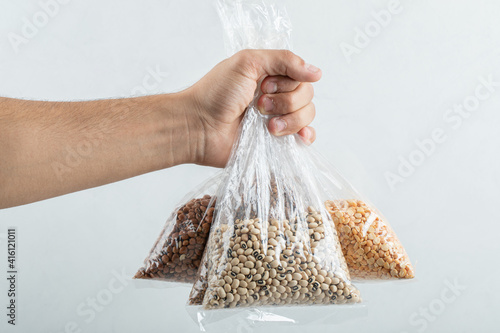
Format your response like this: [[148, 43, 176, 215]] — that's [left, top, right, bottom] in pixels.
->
[[134, 195, 216, 282], [325, 200, 414, 279]]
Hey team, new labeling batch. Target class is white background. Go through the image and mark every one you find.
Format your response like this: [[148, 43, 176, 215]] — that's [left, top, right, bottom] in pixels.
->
[[1, 0, 499, 332]]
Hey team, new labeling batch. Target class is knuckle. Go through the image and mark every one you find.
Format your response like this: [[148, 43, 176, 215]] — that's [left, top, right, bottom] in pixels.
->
[[281, 50, 294, 61], [308, 103, 316, 120], [233, 49, 259, 76], [305, 83, 314, 97], [235, 49, 252, 64], [283, 92, 296, 112]]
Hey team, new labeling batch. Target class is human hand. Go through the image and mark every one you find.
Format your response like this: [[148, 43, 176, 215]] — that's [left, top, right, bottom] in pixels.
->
[[183, 49, 322, 167]]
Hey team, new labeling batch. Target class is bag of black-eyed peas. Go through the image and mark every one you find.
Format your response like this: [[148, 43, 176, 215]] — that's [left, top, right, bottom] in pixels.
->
[[133, 173, 220, 284], [187, 1, 363, 329]]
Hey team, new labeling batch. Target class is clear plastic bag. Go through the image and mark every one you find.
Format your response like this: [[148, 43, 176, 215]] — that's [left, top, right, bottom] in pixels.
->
[[134, 174, 220, 284], [310, 150, 415, 280], [187, 0, 361, 323]]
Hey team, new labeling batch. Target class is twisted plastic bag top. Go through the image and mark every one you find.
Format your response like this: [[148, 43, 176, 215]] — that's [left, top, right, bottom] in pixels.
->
[[217, 0, 292, 55], [188, 0, 361, 309]]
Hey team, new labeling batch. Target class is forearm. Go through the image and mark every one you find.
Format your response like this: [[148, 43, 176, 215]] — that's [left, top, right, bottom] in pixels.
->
[[0, 92, 200, 208]]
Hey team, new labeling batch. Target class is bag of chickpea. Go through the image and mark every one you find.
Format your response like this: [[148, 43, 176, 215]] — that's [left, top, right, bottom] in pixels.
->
[[187, 4, 361, 330], [134, 174, 220, 284]]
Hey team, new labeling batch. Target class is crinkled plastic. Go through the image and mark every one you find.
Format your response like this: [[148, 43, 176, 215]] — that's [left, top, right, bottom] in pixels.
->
[[134, 174, 219, 284], [187, 0, 362, 328], [309, 150, 415, 280]]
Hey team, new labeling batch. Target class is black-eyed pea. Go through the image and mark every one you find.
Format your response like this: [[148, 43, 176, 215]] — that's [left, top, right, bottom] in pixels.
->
[[241, 267, 250, 275], [217, 287, 227, 299], [224, 284, 231, 293], [270, 260, 280, 268], [250, 268, 257, 275], [236, 273, 245, 280], [237, 287, 247, 295], [315, 274, 325, 283], [245, 261, 255, 269]]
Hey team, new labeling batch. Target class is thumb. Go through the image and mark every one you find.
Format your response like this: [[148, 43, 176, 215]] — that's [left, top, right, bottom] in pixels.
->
[[233, 49, 322, 83]]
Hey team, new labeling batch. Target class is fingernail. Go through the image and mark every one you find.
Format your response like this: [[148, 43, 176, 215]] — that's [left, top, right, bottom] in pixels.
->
[[301, 127, 312, 144], [263, 81, 278, 94], [274, 118, 287, 133], [262, 96, 274, 113], [305, 63, 320, 73]]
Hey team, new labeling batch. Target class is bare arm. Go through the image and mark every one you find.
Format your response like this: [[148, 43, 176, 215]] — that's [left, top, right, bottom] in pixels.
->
[[0, 93, 198, 208], [0, 50, 321, 209]]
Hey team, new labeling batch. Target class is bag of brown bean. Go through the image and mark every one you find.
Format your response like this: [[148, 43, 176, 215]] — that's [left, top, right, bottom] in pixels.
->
[[134, 175, 220, 284]]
